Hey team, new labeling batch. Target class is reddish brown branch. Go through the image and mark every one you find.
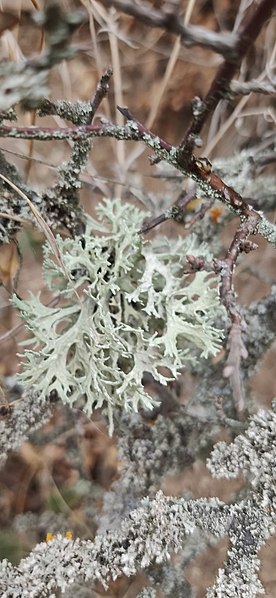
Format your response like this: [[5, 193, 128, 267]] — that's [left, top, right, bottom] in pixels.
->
[[1, 108, 276, 245], [177, 0, 276, 158], [0, 110, 263, 223], [188, 215, 259, 326], [215, 217, 259, 322], [117, 108, 261, 222], [117, 106, 173, 153], [187, 213, 259, 412]]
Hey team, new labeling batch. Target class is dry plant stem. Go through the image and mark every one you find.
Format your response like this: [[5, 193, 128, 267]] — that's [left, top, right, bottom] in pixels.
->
[[178, 0, 276, 158], [98, 0, 238, 57]]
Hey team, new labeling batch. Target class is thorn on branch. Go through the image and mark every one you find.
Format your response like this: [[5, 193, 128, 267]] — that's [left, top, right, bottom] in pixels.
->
[[90, 66, 113, 121], [117, 105, 134, 120]]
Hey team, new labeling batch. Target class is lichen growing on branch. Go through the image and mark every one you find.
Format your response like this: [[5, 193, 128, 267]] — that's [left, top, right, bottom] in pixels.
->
[[13, 199, 224, 433], [1, 402, 276, 597]]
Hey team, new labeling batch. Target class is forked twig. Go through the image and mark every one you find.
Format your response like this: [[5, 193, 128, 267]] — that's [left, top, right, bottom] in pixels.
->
[[187, 216, 259, 412], [177, 0, 276, 159]]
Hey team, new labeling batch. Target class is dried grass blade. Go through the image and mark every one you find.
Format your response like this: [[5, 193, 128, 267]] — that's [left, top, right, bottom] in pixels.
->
[[0, 174, 80, 301]]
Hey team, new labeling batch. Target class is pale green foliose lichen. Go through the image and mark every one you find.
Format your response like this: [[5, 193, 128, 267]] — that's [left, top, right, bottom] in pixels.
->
[[13, 199, 225, 433]]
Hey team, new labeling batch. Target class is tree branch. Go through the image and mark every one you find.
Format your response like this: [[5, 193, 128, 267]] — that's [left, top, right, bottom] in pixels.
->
[[177, 0, 276, 158], [1, 109, 276, 248], [98, 0, 238, 57], [230, 78, 276, 96], [187, 213, 261, 413]]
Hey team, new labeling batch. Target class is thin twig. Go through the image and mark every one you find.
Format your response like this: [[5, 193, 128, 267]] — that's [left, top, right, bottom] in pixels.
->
[[98, 0, 238, 57], [139, 212, 168, 234], [177, 0, 276, 159], [90, 66, 113, 121], [139, 186, 196, 233], [187, 215, 259, 412]]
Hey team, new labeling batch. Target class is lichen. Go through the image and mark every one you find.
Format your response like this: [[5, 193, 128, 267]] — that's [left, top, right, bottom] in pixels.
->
[[13, 199, 224, 433]]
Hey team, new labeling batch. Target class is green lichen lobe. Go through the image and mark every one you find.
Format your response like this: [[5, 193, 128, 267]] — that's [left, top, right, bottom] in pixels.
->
[[13, 199, 224, 433]]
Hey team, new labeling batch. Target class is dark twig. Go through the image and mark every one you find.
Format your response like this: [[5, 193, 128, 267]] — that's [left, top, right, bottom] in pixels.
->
[[90, 66, 113, 121], [139, 186, 196, 233], [253, 153, 276, 168], [98, 0, 238, 58], [1, 108, 276, 247], [183, 199, 214, 229], [177, 0, 276, 159], [139, 212, 168, 234], [187, 215, 259, 412]]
